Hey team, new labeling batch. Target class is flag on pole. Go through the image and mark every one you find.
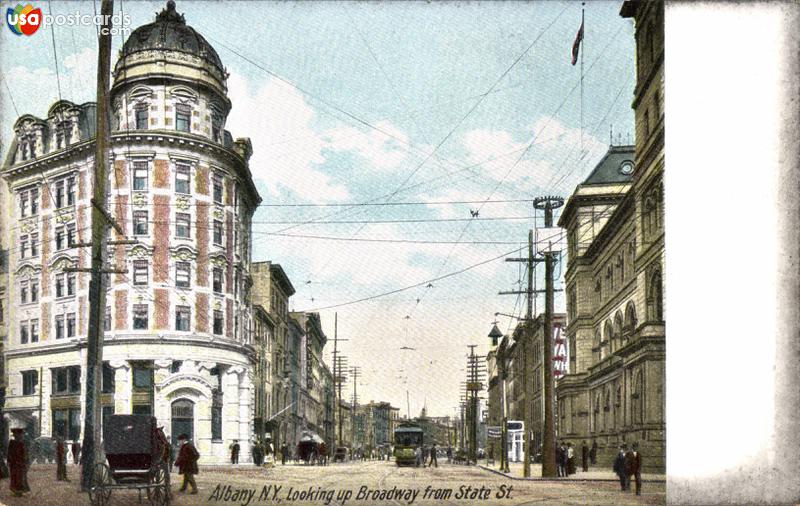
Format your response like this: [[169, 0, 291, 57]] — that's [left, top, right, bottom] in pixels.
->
[[571, 20, 584, 65]]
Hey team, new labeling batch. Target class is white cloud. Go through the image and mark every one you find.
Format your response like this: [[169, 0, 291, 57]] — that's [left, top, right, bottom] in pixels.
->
[[321, 120, 411, 171], [225, 72, 350, 203]]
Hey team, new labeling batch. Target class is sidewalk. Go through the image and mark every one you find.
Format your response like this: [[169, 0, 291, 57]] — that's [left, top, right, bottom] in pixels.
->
[[477, 460, 666, 483]]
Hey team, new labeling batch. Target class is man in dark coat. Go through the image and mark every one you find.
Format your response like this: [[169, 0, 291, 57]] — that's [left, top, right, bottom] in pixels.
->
[[613, 444, 628, 491], [281, 443, 288, 465], [581, 440, 589, 472], [625, 442, 642, 495], [71, 440, 81, 465], [556, 442, 566, 477], [230, 439, 240, 464], [7, 429, 27, 496], [252, 440, 263, 466], [174, 434, 199, 494], [55, 436, 68, 481], [429, 443, 438, 468]]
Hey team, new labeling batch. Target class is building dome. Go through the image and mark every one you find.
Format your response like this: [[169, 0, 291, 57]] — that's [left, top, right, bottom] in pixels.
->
[[121, 0, 224, 73]]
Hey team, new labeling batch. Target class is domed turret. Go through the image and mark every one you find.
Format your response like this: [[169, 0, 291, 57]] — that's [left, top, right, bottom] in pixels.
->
[[112, 0, 229, 102]]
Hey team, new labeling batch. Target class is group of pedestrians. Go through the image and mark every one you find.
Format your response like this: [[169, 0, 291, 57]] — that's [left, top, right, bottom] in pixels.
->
[[556, 441, 576, 476], [613, 442, 642, 495], [413, 442, 439, 468]]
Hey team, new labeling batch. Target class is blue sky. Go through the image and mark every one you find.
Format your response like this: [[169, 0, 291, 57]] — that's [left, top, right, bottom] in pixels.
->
[[1, 1, 635, 417]]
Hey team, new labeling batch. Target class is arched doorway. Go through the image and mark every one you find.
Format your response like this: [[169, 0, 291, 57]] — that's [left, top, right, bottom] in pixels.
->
[[171, 399, 194, 447]]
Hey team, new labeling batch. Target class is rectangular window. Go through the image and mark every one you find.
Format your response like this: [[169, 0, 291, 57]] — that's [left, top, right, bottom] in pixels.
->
[[132, 366, 153, 389], [175, 213, 190, 238], [20, 235, 28, 259], [30, 319, 39, 343], [175, 165, 191, 194], [212, 267, 223, 293], [133, 260, 148, 285], [20, 193, 28, 218], [211, 403, 222, 440], [22, 370, 37, 396], [175, 262, 191, 288], [20, 281, 28, 304], [133, 162, 148, 191], [54, 179, 65, 208], [133, 210, 148, 236], [55, 315, 65, 339], [213, 220, 223, 246], [104, 306, 112, 332], [51, 366, 81, 395], [66, 272, 76, 296], [133, 304, 148, 329], [66, 223, 76, 247], [20, 321, 28, 344], [66, 176, 75, 206], [55, 273, 65, 298], [211, 113, 222, 142], [30, 280, 38, 302], [213, 177, 223, 204], [30, 189, 38, 215], [175, 305, 190, 331], [52, 408, 81, 440], [30, 233, 39, 257], [66, 313, 76, 337], [135, 107, 148, 130], [176, 104, 191, 132], [55, 227, 65, 251], [213, 310, 223, 335], [102, 362, 115, 394]]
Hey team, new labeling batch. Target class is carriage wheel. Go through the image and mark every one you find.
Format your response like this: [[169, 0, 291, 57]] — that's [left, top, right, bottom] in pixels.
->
[[88, 463, 112, 506], [147, 463, 170, 506]]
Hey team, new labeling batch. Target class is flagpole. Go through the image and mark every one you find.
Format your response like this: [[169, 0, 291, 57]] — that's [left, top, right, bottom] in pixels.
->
[[580, 2, 585, 156]]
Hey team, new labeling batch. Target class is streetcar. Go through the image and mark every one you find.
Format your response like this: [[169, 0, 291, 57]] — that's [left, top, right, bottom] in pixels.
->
[[393, 422, 423, 467]]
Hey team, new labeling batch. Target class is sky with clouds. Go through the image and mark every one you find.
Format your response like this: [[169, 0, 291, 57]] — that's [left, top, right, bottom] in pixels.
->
[[0, 1, 635, 418]]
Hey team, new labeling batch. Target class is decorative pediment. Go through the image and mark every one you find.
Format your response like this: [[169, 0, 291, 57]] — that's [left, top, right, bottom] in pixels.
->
[[50, 255, 77, 271], [168, 86, 198, 103], [15, 263, 42, 278], [210, 254, 228, 268], [132, 192, 148, 208], [19, 218, 38, 234], [127, 244, 154, 259], [170, 246, 197, 262], [174, 195, 190, 211], [54, 210, 75, 224], [128, 85, 154, 102]]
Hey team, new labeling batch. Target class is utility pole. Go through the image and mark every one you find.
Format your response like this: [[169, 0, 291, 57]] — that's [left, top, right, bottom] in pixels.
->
[[534, 196, 564, 478], [499, 230, 542, 477], [330, 313, 348, 448], [81, 0, 113, 491], [350, 366, 360, 451]]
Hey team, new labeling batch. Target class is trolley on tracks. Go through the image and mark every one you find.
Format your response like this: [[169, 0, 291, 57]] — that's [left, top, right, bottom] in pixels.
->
[[393, 422, 423, 467], [88, 414, 171, 506]]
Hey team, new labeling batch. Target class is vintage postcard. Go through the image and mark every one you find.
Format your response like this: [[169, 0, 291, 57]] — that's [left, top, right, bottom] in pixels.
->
[[0, 1, 796, 505]]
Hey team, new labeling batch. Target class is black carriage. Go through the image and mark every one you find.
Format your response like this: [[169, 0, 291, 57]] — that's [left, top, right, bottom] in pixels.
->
[[296, 432, 324, 465], [88, 415, 170, 506]]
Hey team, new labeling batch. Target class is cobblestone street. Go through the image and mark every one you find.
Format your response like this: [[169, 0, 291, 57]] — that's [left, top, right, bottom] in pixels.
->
[[0, 461, 664, 506]]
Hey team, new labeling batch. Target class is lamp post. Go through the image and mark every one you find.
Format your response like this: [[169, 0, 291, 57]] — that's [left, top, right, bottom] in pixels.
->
[[488, 324, 509, 473]]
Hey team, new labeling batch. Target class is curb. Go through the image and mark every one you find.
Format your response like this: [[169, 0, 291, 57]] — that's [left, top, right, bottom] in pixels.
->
[[477, 465, 667, 484]]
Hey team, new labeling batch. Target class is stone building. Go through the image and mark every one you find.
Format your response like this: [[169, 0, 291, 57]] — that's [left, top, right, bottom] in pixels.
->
[[0, 171, 8, 448], [556, 0, 665, 472], [0, 1, 261, 463], [290, 311, 327, 441], [251, 261, 295, 448], [252, 304, 275, 442]]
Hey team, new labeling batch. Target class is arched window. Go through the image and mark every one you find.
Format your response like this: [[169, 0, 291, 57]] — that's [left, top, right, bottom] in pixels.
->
[[613, 311, 624, 352], [603, 387, 611, 430], [644, 196, 656, 239], [624, 302, 637, 344], [603, 320, 613, 358], [593, 393, 601, 432], [631, 371, 644, 425], [647, 270, 664, 321]]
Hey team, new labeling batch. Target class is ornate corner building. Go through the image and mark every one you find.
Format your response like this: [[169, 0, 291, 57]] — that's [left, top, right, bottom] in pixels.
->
[[556, 0, 664, 472], [0, 1, 262, 464]]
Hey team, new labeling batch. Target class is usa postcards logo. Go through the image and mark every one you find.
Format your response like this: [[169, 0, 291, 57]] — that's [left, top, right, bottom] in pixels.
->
[[6, 4, 42, 36]]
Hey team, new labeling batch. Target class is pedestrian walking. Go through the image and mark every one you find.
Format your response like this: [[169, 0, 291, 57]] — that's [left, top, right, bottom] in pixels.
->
[[7, 429, 27, 497], [71, 440, 81, 465], [429, 443, 438, 468], [281, 443, 287, 465], [581, 440, 589, 472], [174, 434, 199, 495], [567, 443, 576, 475], [590, 439, 597, 465], [626, 442, 642, 495], [229, 439, 240, 464], [613, 444, 628, 491], [252, 440, 263, 466], [556, 442, 566, 477], [414, 446, 422, 467], [55, 436, 68, 481], [447, 446, 453, 464]]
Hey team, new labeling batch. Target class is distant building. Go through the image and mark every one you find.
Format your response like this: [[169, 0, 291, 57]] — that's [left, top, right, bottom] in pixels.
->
[[556, 0, 665, 472]]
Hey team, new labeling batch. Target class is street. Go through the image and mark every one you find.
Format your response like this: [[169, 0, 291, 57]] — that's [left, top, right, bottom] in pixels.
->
[[0, 460, 664, 506]]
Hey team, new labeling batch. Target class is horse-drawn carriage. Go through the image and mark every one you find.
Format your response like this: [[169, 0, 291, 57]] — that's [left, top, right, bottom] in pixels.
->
[[88, 415, 170, 506], [296, 432, 326, 465]]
